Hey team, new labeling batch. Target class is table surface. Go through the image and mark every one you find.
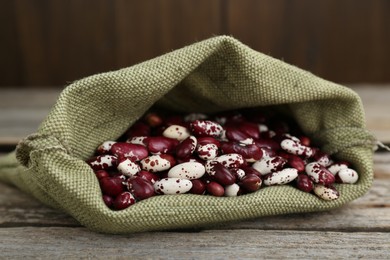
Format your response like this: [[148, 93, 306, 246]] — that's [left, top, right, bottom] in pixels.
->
[[0, 85, 389, 259]]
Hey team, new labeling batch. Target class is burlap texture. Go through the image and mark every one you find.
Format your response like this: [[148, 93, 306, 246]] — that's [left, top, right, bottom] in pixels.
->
[[0, 36, 375, 234]]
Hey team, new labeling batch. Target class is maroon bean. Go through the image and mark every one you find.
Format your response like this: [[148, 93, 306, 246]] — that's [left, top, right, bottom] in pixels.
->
[[137, 170, 160, 184], [102, 195, 114, 208], [189, 179, 207, 195], [205, 161, 236, 186], [254, 138, 280, 151], [95, 170, 110, 180], [99, 177, 125, 197], [206, 181, 225, 197], [240, 166, 262, 178], [126, 121, 151, 138], [239, 174, 262, 192], [225, 126, 251, 142], [238, 122, 260, 139], [147, 136, 178, 154], [299, 136, 311, 147], [288, 155, 306, 172], [126, 176, 155, 200], [176, 136, 197, 159], [144, 113, 163, 127], [295, 174, 313, 192]]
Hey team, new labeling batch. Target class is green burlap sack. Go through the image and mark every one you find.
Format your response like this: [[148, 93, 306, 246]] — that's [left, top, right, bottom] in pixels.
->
[[0, 36, 376, 234]]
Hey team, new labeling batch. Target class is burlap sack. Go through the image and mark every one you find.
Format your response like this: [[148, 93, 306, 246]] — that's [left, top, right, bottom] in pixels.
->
[[0, 36, 375, 234]]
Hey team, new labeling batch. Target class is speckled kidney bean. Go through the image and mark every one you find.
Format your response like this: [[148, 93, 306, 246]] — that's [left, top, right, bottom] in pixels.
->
[[190, 120, 223, 137], [87, 109, 359, 209], [88, 154, 118, 171], [305, 162, 335, 186], [252, 155, 287, 175], [154, 178, 193, 195], [313, 150, 333, 167], [327, 163, 349, 175], [126, 136, 148, 146], [168, 161, 206, 180], [163, 124, 191, 141], [140, 154, 175, 172], [97, 141, 116, 155], [197, 143, 219, 160], [263, 168, 298, 186], [313, 184, 339, 200], [280, 139, 314, 158], [214, 153, 245, 168], [110, 142, 148, 161], [336, 168, 358, 184], [117, 158, 141, 177], [113, 192, 136, 210]]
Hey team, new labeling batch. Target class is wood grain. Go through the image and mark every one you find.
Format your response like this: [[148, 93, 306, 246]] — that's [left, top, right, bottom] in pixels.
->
[[0, 227, 389, 258], [1, 1, 390, 86], [226, 0, 390, 83]]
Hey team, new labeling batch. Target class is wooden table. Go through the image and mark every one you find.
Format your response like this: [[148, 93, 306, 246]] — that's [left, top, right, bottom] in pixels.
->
[[1, 85, 389, 258]]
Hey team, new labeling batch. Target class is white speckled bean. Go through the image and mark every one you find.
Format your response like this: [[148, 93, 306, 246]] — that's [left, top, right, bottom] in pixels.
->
[[117, 158, 141, 177], [140, 155, 173, 172], [224, 183, 241, 197], [313, 184, 339, 200], [263, 168, 298, 186], [281, 139, 313, 157], [252, 155, 286, 175], [327, 163, 348, 175], [197, 143, 218, 160], [163, 125, 190, 141], [126, 136, 148, 146], [305, 162, 335, 185], [97, 141, 116, 154], [214, 153, 245, 168], [337, 168, 359, 184], [154, 178, 193, 195], [168, 162, 205, 180]]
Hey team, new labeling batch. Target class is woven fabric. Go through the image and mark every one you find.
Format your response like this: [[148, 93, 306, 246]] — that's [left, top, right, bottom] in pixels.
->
[[0, 36, 375, 234]]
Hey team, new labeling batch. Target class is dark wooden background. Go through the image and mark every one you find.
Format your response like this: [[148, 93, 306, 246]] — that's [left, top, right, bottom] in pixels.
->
[[1, 0, 389, 87]]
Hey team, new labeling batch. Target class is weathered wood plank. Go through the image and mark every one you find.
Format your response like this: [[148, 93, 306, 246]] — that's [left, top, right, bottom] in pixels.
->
[[0, 227, 389, 258], [1, 177, 388, 231], [0, 85, 389, 144]]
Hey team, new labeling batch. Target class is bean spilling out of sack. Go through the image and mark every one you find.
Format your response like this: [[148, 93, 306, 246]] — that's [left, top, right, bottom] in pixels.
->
[[86, 109, 359, 210]]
